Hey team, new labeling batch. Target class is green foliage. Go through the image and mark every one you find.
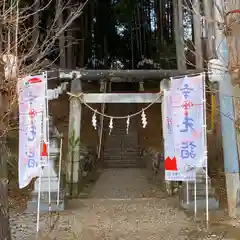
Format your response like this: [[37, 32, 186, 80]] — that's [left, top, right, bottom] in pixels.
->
[[68, 129, 87, 171], [113, 0, 137, 26], [68, 129, 81, 157]]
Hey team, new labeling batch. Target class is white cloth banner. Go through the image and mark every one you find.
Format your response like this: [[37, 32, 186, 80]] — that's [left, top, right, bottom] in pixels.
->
[[18, 74, 47, 189], [162, 90, 196, 181], [171, 74, 205, 176]]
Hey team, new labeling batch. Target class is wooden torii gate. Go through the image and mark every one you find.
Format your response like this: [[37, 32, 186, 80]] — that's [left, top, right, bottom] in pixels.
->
[[52, 69, 201, 196]]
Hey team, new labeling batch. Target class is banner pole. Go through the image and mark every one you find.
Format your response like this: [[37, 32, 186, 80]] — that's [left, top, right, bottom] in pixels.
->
[[44, 72, 51, 213], [36, 167, 43, 233], [186, 181, 189, 204], [203, 73, 209, 227], [57, 137, 63, 206], [205, 159, 209, 227], [194, 177, 197, 217]]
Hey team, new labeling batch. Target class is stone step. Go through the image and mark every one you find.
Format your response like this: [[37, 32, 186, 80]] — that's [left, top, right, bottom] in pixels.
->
[[105, 158, 140, 161], [105, 140, 137, 142], [104, 150, 139, 153], [105, 137, 138, 140], [107, 129, 138, 132], [105, 128, 138, 132], [104, 157, 140, 161], [107, 126, 137, 129], [104, 148, 140, 152], [182, 190, 216, 200], [105, 140, 139, 143], [103, 153, 140, 158], [103, 104, 140, 168], [104, 163, 145, 168], [104, 158, 140, 162], [104, 145, 139, 148], [104, 146, 139, 150], [106, 130, 138, 134], [181, 198, 219, 211], [179, 174, 219, 211], [105, 162, 140, 166], [104, 156, 122, 161], [104, 160, 138, 163], [104, 143, 139, 148]]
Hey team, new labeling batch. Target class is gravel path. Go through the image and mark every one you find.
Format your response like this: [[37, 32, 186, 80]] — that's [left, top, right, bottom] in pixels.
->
[[10, 168, 233, 239]]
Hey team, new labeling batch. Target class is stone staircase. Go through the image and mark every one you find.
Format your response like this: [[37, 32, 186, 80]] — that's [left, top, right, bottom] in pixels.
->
[[103, 104, 143, 168], [179, 168, 219, 211]]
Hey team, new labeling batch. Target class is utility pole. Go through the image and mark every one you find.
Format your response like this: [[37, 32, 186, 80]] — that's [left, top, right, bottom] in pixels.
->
[[210, 0, 240, 217]]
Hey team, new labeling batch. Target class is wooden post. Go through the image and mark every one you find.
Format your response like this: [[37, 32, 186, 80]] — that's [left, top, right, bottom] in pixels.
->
[[67, 75, 82, 197], [192, 0, 203, 69], [173, 0, 186, 71]]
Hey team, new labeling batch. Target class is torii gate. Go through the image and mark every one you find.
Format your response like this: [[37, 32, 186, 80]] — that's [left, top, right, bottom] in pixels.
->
[[50, 69, 201, 196]]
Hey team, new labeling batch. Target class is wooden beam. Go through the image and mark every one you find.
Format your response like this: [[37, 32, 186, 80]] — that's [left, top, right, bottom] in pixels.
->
[[82, 93, 162, 103], [48, 69, 202, 81]]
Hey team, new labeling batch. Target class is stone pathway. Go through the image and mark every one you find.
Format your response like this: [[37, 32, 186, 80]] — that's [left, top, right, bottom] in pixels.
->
[[88, 168, 163, 199], [10, 169, 236, 239]]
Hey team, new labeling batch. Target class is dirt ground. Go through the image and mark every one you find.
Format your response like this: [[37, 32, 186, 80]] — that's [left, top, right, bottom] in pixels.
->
[[10, 168, 240, 240]]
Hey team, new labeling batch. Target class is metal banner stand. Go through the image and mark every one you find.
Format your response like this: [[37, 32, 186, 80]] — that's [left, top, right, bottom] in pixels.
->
[[194, 178, 197, 218], [203, 73, 209, 227]]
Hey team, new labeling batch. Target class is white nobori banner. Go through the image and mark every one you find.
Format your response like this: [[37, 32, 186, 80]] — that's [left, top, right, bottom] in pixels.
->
[[18, 74, 47, 189], [162, 90, 196, 181], [171, 74, 205, 176]]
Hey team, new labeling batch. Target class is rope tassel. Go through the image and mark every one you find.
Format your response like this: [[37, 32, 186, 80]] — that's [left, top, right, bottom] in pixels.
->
[[109, 117, 113, 135], [92, 110, 97, 130]]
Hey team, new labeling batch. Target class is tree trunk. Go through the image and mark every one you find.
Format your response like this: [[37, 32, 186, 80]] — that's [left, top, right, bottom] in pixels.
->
[[0, 179, 11, 239], [0, 47, 11, 240], [0, 140, 11, 240], [57, 0, 66, 68], [67, 5, 73, 69]]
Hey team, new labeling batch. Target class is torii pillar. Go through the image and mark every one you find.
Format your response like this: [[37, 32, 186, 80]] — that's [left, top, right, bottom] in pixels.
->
[[67, 72, 82, 197]]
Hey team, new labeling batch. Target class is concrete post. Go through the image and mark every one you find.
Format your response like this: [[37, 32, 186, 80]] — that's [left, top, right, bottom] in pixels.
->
[[67, 75, 82, 197], [210, 1, 240, 217], [233, 85, 240, 160]]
